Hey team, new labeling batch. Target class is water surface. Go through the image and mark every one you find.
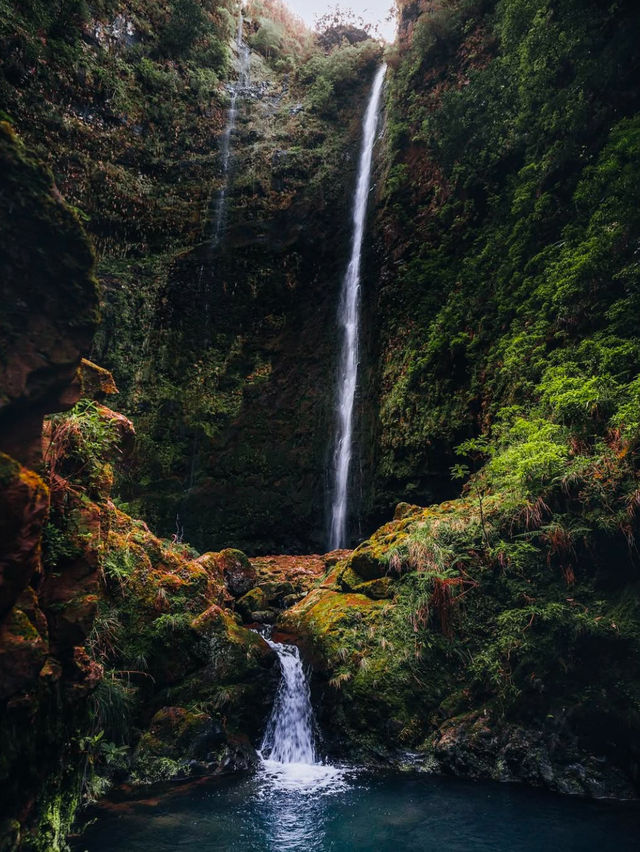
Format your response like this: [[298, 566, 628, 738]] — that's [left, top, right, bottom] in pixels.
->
[[75, 767, 640, 852]]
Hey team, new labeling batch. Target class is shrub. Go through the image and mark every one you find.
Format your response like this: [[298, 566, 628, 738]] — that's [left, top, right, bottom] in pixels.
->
[[159, 0, 209, 58]]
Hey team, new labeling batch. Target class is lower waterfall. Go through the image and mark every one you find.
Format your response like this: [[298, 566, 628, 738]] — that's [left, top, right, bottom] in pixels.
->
[[259, 636, 346, 792], [261, 638, 316, 764]]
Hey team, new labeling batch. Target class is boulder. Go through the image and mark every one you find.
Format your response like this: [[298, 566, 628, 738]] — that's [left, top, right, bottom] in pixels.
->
[[218, 548, 257, 597]]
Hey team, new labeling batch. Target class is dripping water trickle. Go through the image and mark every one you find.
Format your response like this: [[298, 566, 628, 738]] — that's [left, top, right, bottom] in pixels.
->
[[211, 12, 250, 248], [328, 65, 387, 551]]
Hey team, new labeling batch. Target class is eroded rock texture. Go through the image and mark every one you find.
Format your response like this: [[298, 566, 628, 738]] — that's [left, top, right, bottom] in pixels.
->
[[0, 122, 100, 850]]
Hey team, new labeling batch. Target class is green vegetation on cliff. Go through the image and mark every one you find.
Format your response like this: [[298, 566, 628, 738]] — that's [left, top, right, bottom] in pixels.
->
[[371, 0, 640, 516], [0, 0, 384, 553], [273, 0, 640, 797]]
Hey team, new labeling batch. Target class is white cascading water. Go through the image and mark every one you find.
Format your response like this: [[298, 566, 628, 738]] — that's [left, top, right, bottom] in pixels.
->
[[329, 65, 387, 551], [261, 638, 316, 764], [211, 13, 250, 247], [259, 637, 346, 792]]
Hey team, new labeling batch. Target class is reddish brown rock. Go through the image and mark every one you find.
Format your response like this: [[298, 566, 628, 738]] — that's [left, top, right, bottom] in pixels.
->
[[195, 553, 233, 605], [79, 359, 119, 400], [250, 553, 330, 594], [0, 605, 48, 700], [67, 646, 104, 697], [0, 453, 49, 619]]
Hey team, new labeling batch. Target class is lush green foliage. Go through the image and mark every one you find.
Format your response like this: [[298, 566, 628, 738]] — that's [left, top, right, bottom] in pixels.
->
[[372, 0, 640, 522]]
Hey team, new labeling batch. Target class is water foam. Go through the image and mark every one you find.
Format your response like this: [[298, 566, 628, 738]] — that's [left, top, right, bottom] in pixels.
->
[[259, 637, 349, 794]]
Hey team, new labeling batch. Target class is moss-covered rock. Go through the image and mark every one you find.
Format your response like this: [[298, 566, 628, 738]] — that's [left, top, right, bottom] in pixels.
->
[[131, 706, 233, 783], [279, 485, 640, 796], [236, 587, 268, 620], [339, 571, 393, 600], [0, 119, 99, 850], [216, 548, 257, 597], [0, 453, 49, 619]]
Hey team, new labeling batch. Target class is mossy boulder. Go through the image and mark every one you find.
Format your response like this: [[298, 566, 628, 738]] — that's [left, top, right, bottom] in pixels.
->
[[341, 540, 387, 581], [236, 587, 268, 621], [132, 706, 229, 782], [280, 485, 640, 793], [339, 570, 393, 600], [342, 520, 410, 582], [0, 605, 48, 701], [216, 549, 257, 597], [190, 604, 275, 682], [250, 610, 278, 624], [393, 502, 423, 521]]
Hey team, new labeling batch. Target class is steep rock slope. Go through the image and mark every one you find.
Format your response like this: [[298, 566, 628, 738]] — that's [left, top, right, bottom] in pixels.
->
[[0, 0, 383, 554], [274, 0, 640, 799], [365, 0, 640, 518], [0, 121, 100, 851], [100, 13, 383, 554], [0, 113, 278, 850]]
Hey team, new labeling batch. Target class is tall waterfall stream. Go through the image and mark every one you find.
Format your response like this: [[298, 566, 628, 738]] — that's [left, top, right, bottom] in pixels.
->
[[329, 65, 387, 550]]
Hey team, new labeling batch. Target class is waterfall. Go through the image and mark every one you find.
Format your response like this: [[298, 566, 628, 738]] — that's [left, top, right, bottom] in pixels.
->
[[328, 65, 387, 551], [259, 637, 347, 791], [261, 638, 316, 764], [211, 13, 250, 247]]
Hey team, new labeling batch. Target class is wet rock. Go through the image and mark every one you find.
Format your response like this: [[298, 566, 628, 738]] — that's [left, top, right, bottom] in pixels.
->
[[218, 548, 257, 597], [426, 712, 638, 800], [250, 609, 277, 624], [236, 587, 268, 621], [274, 581, 295, 598]]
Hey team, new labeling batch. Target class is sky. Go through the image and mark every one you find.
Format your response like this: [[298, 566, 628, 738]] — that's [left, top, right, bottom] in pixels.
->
[[285, 1, 397, 42]]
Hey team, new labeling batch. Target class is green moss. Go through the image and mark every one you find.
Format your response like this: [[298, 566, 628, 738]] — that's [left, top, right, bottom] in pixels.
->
[[371, 0, 640, 523]]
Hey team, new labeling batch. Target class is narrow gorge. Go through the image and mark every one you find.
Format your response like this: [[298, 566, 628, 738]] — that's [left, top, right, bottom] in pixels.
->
[[2, 0, 640, 849]]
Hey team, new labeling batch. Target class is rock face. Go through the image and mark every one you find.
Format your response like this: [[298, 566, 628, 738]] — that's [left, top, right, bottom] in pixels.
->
[[217, 549, 257, 598], [0, 123, 100, 850], [0, 122, 280, 849], [0, 123, 98, 470], [280, 494, 640, 799], [0, 2, 384, 557], [425, 712, 635, 800]]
